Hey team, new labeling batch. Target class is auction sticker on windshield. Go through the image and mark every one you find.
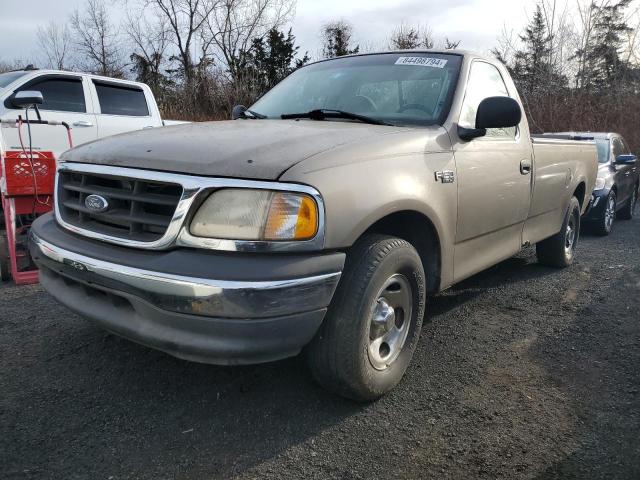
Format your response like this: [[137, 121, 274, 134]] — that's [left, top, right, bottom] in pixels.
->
[[395, 57, 448, 68]]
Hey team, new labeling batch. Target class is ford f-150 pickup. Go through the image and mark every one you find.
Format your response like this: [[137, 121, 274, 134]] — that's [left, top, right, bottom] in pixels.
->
[[29, 51, 598, 401]]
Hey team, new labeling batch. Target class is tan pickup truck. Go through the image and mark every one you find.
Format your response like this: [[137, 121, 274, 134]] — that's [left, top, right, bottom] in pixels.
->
[[30, 50, 597, 400]]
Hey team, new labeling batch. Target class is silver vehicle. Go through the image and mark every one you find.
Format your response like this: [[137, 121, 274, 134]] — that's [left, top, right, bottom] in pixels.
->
[[30, 51, 598, 400]]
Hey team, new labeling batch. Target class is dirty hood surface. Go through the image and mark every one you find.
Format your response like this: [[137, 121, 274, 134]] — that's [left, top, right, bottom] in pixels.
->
[[61, 120, 406, 180]]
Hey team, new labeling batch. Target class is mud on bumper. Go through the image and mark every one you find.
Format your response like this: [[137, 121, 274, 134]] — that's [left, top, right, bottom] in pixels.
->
[[30, 214, 344, 365]]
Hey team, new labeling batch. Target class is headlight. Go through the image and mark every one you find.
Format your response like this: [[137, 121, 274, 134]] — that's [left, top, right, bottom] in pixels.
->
[[594, 178, 606, 191], [190, 189, 319, 241]]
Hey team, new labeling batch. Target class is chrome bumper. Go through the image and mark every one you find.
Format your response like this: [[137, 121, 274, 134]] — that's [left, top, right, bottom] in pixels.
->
[[31, 232, 341, 319]]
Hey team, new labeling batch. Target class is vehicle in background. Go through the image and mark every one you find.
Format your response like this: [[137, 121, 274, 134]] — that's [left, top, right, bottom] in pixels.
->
[[0, 67, 182, 159], [0, 67, 187, 283], [544, 132, 639, 235], [30, 51, 598, 401]]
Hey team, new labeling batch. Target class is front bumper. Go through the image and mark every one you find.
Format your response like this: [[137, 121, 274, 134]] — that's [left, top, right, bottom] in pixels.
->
[[583, 190, 609, 222], [30, 214, 344, 365]]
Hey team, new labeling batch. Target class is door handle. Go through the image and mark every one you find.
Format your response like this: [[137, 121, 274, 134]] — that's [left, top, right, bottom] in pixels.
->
[[73, 121, 94, 127], [520, 159, 532, 175]]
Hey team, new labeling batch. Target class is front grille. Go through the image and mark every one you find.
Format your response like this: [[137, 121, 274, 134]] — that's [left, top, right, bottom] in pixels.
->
[[57, 170, 183, 242]]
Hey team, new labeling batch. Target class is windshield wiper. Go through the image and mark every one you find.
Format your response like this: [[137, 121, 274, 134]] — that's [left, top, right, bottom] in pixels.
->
[[281, 109, 392, 126]]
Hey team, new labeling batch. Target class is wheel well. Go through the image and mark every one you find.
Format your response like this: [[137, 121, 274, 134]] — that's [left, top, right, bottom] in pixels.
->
[[574, 182, 586, 208], [363, 211, 441, 293]]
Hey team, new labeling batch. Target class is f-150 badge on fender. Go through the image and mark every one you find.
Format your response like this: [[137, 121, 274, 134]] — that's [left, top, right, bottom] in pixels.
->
[[435, 171, 455, 183]]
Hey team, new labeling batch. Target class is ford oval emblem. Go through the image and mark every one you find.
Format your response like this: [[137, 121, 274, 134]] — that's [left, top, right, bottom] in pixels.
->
[[85, 194, 110, 213]]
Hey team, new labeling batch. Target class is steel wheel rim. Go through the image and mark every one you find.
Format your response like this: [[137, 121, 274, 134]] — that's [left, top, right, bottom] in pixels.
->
[[605, 196, 616, 230], [368, 274, 413, 371], [565, 214, 577, 254]]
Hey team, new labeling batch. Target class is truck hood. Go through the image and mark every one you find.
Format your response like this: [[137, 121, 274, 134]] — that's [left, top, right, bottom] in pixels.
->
[[61, 120, 408, 180]]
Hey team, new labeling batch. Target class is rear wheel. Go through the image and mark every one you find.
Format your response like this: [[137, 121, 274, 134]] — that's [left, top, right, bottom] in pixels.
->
[[306, 234, 426, 402], [0, 233, 10, 282], [537, 197, 581, 268], [618, 185, 637, 220], [592, 190, 616, 236]]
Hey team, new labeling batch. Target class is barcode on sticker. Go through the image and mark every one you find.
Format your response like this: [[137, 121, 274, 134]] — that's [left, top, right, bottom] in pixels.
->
[[395, 57, 448, 68]]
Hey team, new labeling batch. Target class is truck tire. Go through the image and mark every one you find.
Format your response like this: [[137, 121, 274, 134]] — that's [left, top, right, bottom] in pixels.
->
[[0, 233, 10, 282], [306, 234, 426, 402], [536, 197, 581, 268], [618, 184, 637, 220], [592, 190, 616, 236]]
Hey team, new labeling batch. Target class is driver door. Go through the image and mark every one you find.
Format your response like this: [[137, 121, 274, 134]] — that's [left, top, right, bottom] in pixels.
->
[[452, 61, 532, 282]]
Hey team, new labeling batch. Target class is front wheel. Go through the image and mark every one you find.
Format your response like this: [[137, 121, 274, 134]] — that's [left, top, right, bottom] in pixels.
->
[[306, 234, 426, 402], [592, 190, 616, 236], [536, 197, 581, 268]]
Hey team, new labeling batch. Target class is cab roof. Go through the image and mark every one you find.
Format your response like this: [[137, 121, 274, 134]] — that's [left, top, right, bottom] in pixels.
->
[[307, 49, 496, 67]]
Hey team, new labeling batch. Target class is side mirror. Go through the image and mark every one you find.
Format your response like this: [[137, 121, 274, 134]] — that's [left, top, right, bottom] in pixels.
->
[[615, 154, 637, 165], [11, 90, 44, 109], [457, 96, 522, 141], [232, 104, 247, 120], [476, 96, 522, 129]]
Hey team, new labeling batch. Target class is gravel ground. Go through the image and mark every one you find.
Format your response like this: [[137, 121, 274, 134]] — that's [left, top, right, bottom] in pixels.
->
[[1, 219, 639, 480]]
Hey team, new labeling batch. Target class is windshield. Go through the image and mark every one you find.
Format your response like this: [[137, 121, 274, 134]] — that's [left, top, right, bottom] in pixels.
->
[[250, 53, 462, 127], [0, 71, 28, 89], [595, 139, 610, 163]]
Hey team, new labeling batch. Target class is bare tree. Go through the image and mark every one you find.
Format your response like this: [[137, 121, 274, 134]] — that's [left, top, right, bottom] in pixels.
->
[[621, 1, 640, 64], [389, 23, 422, 50], [444, 38, 461, 49], [422, 25, 435, 49], [492, 24, 519, 64], [388, 22, 458, 51], [70, 0, 125, 77], [126, 11, 171, 98], [538, 0, 574, 82], [143, 0, 220, 84], [202, 0, 295, 81], [321, 20, 360, 58], [572, 0, 611, 89], [0, 59, 33, 73], [37, 21, 73, 70]]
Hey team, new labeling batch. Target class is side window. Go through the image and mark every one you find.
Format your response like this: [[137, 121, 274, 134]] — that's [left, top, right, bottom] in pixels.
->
[[620, 137, 631, 154], [459, 61, 516, 139], [612, 138, 625, 158], [15, 77, 85, 113], [94, 82, 149, 116]]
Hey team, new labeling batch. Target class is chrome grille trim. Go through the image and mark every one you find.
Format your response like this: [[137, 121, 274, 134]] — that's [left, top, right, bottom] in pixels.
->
[[55, 163, 326, 252], [57, 171, 182, 242]]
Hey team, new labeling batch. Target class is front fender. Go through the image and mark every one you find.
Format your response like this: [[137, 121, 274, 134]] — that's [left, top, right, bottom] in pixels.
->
[[281, 136, 457, 288]]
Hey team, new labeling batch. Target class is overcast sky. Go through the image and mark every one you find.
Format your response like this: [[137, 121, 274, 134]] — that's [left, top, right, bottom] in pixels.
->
[[0, 0, 534, 64]]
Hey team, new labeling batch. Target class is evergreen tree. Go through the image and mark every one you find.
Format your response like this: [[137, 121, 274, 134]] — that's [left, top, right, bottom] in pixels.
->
[[239, 28, 309, 94], [130, 52, 173, 101], [496, 3, 567, 98], [513, 4, 566, 96], [584, 0, 633, 90]]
